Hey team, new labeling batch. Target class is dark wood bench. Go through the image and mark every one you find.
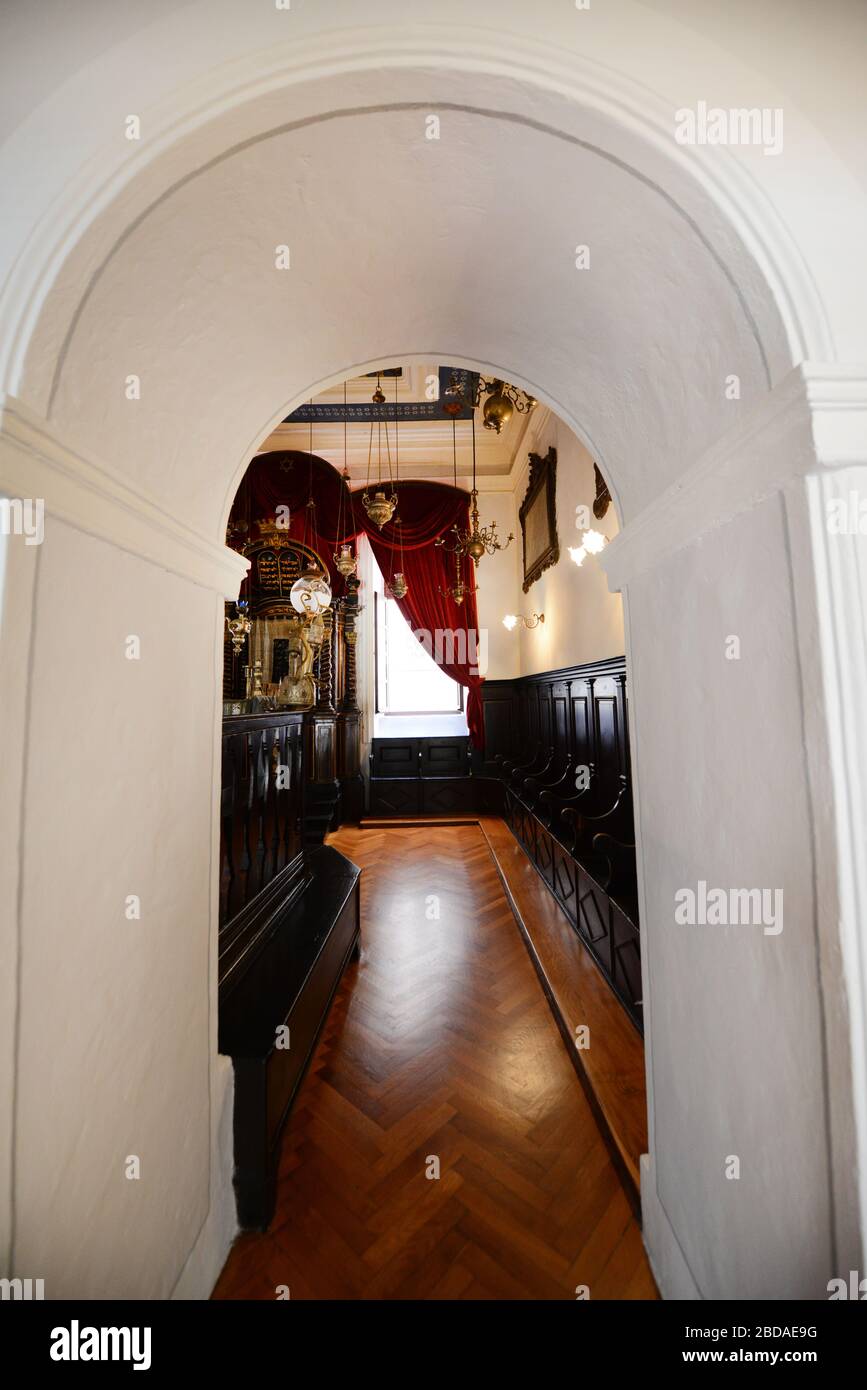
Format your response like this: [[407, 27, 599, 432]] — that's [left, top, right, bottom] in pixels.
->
[[218, 843, 360, 1229]]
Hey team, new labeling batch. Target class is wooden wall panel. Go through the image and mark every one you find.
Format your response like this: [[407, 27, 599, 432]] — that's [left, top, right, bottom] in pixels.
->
[[483, 657, 641, 1032]]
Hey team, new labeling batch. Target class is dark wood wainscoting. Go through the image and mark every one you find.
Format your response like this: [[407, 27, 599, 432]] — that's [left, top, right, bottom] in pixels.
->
[[366, 660, 639, 1032], [479, 657, 641, 1031], [368, 734, 499, 817]]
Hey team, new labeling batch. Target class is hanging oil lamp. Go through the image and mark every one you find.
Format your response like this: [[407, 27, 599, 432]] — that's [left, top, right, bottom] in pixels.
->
[[361, 375, 398, 529], [295, 414, 332, 615], [226, 598, 252, 654], [435, 539, 477, 607], [387, 519, 409, 598], [385, 374, 409, 601], [388, 517, 408, 597], [333, 382, 358, 578], [388, 567, 408, 601], [335, 539, 357, 578], [434, 419, 477, 605]]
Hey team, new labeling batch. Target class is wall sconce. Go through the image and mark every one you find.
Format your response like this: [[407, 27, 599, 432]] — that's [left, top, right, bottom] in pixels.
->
[[569, 528, 607, 567], [503, 612, 544, 631]]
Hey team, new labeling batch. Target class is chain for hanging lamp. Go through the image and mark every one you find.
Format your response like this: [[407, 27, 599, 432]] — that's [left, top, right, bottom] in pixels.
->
[[386, 373, 409, 600], [333, 381, 358, 578], [292, 405, 332, 618], [435, 537, 477, 607], [434, 415, 477, 605], [387, 504, 409, 600], [451, 413, 513, 567], [361, 374, 398, 528]]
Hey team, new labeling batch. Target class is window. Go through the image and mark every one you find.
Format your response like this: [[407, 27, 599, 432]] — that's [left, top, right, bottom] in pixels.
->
[[375, 590, 464, 715]]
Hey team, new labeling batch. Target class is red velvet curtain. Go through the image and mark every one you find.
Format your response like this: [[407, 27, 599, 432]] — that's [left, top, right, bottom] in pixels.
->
[[364, 496, 485, 749], [231, 453, 485, 746]]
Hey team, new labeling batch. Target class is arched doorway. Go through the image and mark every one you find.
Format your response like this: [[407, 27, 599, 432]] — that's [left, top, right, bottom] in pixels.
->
[[2, 9, 866, 1300]]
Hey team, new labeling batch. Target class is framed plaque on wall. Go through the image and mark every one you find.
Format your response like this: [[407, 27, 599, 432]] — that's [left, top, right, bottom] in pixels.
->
[[519, 447, 559, 592]]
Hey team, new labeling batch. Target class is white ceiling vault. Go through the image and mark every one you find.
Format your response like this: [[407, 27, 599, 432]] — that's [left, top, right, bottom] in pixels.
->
[[255, 363, 537, 488]]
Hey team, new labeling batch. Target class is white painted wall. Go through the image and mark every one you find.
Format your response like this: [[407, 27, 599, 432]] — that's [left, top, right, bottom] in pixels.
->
[[512, 412, 624, 676], [1, 1, 866, 1304], [604, 367, 867, 1294], [8, 518, 224, 1296], [470, 488, 522, 682], [631, 496, 830, 1297]]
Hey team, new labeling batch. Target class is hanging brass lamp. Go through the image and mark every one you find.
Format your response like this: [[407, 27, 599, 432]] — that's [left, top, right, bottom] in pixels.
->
[[385, 374, 409, 601], [435, 419, 476, 606], [361, 375, 398, 529], [333, 383, 358, 578], [388, 569, 408, 601], [435, 537, 476, 607], [441, 370, 537, 434], [363, 491, 396, 528], [226, 599, 252, 654]]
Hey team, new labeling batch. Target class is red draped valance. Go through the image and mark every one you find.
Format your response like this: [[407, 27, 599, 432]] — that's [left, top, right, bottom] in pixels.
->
[[230, 452, 485, 745]]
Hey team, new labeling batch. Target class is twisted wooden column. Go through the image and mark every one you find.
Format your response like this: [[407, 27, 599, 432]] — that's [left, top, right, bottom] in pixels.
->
[[340, 576, 362, 713], [315, 607, 335, 713]]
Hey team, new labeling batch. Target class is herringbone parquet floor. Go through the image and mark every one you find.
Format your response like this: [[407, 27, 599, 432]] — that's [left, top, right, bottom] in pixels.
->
[[213, 824, 658, 1300]]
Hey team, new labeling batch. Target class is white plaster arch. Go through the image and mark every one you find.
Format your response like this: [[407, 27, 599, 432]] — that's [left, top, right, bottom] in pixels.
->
[[220, 350, 625, 539], [8, 5, 866, 423], [3, 1, 867, 1303], [13, 72, 816, 539]]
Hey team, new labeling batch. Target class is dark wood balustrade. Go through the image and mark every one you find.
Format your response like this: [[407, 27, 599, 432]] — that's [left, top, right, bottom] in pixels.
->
[[218, 708, 361, 1229], [219, 712, 306, 989]]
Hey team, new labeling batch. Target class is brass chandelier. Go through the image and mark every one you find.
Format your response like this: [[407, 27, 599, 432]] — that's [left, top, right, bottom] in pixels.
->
[[443, 414, 513, 567], [442, 370, 537, 435]]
